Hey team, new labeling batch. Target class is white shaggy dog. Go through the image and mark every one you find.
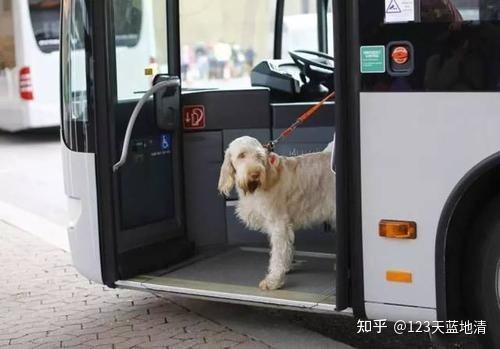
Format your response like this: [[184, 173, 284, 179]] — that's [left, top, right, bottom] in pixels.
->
[[218, 136, 335, 290]]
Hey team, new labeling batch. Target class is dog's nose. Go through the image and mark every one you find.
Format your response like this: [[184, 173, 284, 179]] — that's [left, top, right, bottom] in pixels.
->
[[249, 171, 260, 180]]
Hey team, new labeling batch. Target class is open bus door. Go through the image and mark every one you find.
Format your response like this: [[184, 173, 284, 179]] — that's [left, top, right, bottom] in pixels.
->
[[61, 0, 192, 287], [62, 0, 345, 311]]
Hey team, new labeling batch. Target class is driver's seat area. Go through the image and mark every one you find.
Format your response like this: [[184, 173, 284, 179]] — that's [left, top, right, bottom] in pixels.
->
[[250, 50, 334, 102]]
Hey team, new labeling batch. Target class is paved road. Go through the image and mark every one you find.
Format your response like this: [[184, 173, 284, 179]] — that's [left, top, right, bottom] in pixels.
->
[[0, 221, 273, 349], [0, 130, 67, 227]]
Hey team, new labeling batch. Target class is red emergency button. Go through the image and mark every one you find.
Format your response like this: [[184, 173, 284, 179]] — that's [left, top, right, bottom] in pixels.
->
[[391, 46, 409, 65]]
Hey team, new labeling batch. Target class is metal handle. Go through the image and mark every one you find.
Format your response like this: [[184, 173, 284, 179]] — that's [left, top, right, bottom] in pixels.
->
[[112, 79, 180, 172]]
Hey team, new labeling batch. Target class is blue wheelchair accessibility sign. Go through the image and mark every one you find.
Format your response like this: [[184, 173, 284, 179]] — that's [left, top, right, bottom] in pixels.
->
[[160, 134, 171, 151]]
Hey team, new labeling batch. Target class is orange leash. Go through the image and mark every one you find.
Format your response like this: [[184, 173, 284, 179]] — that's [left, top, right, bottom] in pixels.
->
[[264, 91, 336, 152]]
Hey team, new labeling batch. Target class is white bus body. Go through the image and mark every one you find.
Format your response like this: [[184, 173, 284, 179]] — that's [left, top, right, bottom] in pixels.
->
[[60, 0, 500, 347]]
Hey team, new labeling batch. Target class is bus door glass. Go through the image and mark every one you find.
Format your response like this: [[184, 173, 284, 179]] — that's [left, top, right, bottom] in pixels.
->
[[114, 0, 169, 100], [61, 0, 89, 151]]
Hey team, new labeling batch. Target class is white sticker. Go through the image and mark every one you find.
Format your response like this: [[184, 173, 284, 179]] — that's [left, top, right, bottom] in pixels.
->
[[385, 0, 415, 23]]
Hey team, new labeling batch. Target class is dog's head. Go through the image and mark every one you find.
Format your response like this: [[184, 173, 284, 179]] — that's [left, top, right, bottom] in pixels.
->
[[218, 136, 280, 196]]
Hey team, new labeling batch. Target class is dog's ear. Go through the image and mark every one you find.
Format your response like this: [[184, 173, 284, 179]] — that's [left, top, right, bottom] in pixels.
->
[[218, 150, 235, 197], [267, 152, 280, 168]]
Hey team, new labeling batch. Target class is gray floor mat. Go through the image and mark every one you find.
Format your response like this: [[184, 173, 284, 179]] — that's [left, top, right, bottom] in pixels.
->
[[129, 248, 336, 307]]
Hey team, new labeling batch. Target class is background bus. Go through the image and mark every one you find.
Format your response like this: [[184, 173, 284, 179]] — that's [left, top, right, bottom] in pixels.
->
[[0, 0, 158, 132], [0, 0, 60, 132]]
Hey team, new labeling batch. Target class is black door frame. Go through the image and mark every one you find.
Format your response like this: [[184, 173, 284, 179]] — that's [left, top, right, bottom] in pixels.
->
[[333, 0, 365, 317], [88, 0, 118, 287]]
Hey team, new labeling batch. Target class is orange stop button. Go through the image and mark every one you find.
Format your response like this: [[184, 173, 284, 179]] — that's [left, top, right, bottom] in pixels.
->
[[391, 46, 409, 65]]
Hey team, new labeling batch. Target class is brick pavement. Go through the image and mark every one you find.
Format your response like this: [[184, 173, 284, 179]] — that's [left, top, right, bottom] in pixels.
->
[[0, 220, 272, 349]]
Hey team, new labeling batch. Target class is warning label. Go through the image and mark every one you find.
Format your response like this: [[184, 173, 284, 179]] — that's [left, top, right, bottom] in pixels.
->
[[385, 0, 415, 23], [386, 0, 401, 13], [183, 105, 206, 130]]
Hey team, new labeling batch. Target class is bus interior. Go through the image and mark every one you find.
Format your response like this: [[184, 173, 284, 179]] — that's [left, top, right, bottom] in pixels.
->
[[116, 79, 337, 311], [67, 0, 338, 312]]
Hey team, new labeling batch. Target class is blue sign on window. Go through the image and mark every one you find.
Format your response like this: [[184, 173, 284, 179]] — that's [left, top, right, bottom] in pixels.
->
[[160, 134, 171, 150]]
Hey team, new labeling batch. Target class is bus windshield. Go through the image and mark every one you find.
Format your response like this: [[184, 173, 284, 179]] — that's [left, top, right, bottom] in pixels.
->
[[28, 0, 60, 53]]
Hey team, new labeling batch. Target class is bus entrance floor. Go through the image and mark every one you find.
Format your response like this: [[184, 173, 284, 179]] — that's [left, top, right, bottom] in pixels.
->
[[0, 220, 352, 349]]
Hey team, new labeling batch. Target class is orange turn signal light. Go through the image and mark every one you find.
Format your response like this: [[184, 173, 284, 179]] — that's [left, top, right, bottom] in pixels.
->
[[386, 270, 413, 283], [379, 220, 417, 239]]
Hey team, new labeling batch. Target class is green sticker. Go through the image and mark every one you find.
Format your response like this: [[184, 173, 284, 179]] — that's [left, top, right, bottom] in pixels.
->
[[360, 46, 386, 73]]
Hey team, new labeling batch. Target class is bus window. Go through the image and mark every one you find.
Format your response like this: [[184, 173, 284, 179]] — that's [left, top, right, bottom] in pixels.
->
[[0, 0, 15, 70], [419, 0, 488, 22], [452, 0, 480, 20], [282, 0, 318, 54], [28, 0, 61, 54], [113, 0, 169, 100], [180, 0, 276, 89], [61, 0, 89, 151]]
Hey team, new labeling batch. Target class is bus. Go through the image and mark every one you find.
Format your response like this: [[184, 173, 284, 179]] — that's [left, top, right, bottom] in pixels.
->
[[0, 0, 60, 131], [0, 0, 157, 132], [60, 0, 500, 347]]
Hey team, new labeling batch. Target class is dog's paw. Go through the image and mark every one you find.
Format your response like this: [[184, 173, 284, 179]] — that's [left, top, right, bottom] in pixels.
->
[[259, 276, 284, 290]]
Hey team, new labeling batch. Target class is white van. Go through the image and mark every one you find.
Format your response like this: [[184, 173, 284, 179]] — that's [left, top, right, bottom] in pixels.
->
[[0, 0, 158, 132], [0, 0, 60, 132]]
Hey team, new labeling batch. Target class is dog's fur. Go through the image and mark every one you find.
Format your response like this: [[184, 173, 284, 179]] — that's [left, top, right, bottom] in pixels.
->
[[218, 136, 335, 290]]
